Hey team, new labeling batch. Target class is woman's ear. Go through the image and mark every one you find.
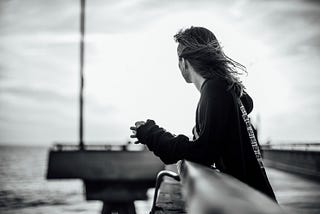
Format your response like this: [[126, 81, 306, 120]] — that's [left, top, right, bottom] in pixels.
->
[[181, 58, 188, 69], [184, 58, 189, 69]]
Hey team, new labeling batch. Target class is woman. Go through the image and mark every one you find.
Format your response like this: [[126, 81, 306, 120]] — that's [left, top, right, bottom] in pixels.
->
[[130, 26, 277, 201]]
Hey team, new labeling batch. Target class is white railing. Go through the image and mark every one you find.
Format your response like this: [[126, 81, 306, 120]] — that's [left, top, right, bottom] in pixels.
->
[[261, 143, 320, 151]]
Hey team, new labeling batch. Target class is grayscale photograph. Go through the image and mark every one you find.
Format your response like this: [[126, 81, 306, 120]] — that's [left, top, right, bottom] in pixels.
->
[[0, 0, 319, 214]]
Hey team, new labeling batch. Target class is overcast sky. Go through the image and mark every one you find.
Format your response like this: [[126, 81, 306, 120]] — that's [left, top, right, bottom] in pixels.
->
[[0, 0, 319, 145]]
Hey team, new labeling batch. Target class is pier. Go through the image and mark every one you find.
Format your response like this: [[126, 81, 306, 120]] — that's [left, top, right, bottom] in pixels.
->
[[153, 163, 320, 214], [47, 144, 164, 213], [262, 143, 320, 180], [46, 143, 320, 213], [150, 144, 320, 214]]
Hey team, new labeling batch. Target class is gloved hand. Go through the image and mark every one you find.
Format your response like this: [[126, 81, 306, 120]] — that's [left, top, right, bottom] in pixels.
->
[[130, 119, 157, 144]]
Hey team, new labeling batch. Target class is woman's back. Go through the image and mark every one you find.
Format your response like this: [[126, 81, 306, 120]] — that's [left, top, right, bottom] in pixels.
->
[[198, 78, 276, 201]]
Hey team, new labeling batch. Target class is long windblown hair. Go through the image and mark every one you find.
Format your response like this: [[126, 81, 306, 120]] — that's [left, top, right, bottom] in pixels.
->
[[174, 26, 247, 97]]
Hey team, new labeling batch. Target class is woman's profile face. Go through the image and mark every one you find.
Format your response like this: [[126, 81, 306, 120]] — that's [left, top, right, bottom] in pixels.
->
[[177, 44, 184, 57]]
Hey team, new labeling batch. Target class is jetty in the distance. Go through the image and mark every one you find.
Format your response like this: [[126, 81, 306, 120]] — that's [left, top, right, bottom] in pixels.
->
[[47, 143, 164, 213]]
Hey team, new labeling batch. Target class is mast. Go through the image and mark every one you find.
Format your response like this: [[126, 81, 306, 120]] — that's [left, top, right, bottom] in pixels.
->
[[79, 0, 85, 150]]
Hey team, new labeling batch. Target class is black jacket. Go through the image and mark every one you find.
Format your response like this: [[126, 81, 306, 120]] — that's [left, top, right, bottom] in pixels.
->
[[136, 78, 277, 201]]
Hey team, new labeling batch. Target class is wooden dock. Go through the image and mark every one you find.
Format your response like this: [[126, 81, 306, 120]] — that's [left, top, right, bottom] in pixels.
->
[[154, 181, 186, 214], [153, 165, 320, 214]]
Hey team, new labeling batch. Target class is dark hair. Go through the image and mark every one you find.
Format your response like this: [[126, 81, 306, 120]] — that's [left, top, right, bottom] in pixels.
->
[[174, 26, 246, 97]]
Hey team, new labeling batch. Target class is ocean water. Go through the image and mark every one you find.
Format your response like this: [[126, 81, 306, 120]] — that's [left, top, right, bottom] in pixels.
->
[[0, 146, 152, 214]]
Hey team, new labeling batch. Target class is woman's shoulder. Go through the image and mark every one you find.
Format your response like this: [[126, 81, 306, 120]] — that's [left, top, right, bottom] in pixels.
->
[[201, 78, 230, 96], [199, 78, 234, 110]]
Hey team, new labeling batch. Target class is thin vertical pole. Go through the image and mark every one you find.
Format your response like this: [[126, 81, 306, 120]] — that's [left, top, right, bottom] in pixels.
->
[[79, 0, 85, 150]]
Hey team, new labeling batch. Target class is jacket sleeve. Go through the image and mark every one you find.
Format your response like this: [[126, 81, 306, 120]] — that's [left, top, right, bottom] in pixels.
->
[[136, 119, 190, 164], [136, 89, 231, 165]]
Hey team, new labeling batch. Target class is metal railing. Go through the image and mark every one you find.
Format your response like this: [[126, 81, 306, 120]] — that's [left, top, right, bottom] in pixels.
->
[[150, 161, 285, 214], [261, 143, 320, 151], [50, 143, 145, 151]]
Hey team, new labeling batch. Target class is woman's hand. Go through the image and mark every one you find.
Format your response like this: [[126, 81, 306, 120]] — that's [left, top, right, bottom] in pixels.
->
[[130, 121, 146, 143]]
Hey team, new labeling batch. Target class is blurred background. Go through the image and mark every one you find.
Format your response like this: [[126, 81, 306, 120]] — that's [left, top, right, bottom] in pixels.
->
[[0, 0, 319, 213]]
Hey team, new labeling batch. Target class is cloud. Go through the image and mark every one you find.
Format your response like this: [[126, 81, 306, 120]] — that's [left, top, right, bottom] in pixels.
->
[[0, 0, 320, 144]]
